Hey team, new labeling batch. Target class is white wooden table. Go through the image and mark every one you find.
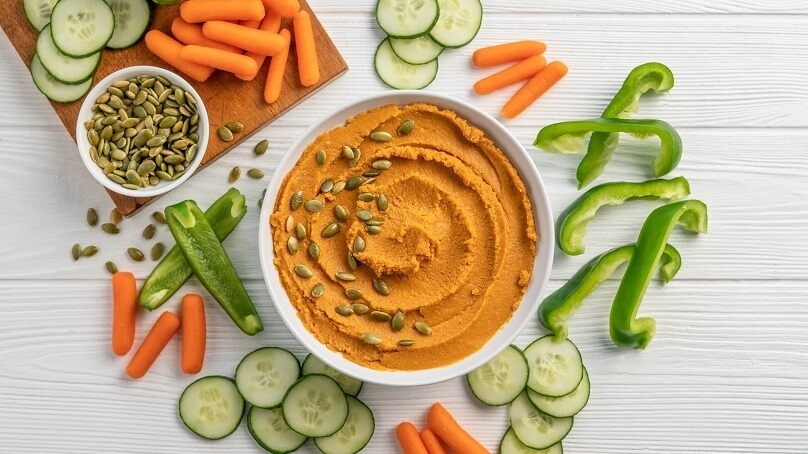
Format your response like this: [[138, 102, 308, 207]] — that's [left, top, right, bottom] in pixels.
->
[[2, 1, 807, 452]]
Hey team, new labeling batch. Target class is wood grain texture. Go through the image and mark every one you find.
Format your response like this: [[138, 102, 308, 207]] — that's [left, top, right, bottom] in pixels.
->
[[0, 0, 347, 216]]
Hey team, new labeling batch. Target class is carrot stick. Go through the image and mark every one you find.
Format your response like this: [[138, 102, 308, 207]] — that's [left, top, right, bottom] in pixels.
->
[[472, 40, 546, 68], [126, 312, 181, 379], [237, 10, 283, 81], [501, 61, 568, 119], [202, 21, 286, 56], [293, 10, 320, 87], [264, 28, 291, 103], [474, 55, 547, 95], [262, 0, 300, 17], [427, 403, 489, 454], [144, 30, 215, 82], [396, 422, 429, 454], [420, 428, 448, 454], [171, 17, 241, 53], [240, 19, 262, 29], [180, 0, 266, 23], [180, 294, 206, 374], [179, 44, 259, 78], [112, 272, 137, 356]]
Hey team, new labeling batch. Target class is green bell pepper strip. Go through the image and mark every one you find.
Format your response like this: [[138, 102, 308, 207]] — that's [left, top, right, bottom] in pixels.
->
[[534, 118, 682, 182], [539, 243, 681, 342], [610, 200, 708, 349], [139, 188, 248, 310], [556, 176, 691, 255], [166, 200, 263, 336], [579, 63, 675, 188]]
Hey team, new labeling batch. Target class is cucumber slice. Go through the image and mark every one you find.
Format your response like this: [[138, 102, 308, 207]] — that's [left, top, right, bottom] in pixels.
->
[[179, 376, 245, 440], [374, 39, 438, 90], [282, 374, 349, 438], [429, 0, 482, 48], [24, 0, 59, 31], [51, 0, 115, 57], [314, 396, 375, 454], [467, 345, 529, 406], [509, 392, 573, 450], [235, 347, 300, 409], [375, 0, 439, 39], [37, 24, 101, 85], [528, 368, 590, 418], [389, 35, 444, 65], [104, 0, 152, 49], [302, 354, 363, 397], [500, 427, 563, 454], [248, 406, 307, 454], [523, 336, 583, 397], [30, 54, 93, 103]]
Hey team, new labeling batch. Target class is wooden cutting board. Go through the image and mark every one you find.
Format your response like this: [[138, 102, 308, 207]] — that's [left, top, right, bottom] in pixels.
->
[[0, 0, 347, 216]]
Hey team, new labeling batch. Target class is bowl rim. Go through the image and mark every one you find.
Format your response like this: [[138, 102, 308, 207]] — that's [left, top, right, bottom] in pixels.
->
[[75, 65, 208, 198], [258, 90, 554, 386]]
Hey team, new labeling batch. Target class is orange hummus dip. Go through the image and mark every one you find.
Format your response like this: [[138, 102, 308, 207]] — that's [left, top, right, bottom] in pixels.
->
[[270, 103, 537, 370]]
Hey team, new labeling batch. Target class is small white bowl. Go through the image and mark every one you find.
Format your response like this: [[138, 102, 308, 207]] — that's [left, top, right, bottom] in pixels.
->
[[258, 91, 554, 386], [76, 66, 208, 197]]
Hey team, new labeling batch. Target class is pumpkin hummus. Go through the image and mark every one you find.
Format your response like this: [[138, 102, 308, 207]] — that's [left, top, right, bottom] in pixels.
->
[[270, 103, 537, 371]]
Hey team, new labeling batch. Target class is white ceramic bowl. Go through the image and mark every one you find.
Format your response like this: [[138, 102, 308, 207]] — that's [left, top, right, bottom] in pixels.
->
[[258, 91, 554, 386], [76, 66, 208, 197]]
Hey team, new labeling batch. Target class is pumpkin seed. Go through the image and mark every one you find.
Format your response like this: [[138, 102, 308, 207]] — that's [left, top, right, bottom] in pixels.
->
[[127, 247, 145, 262], [351, 303, 370, 315], [356, 210, 373, 221], [295, 223, 307, 240], [362, 170, 380, 178], [397, 339, 414, 347], [363, 332, 382, 345], [255, 139, 269, 156], [346, 176, 363, 190], [377, 193, 389, 211], [320, 179, 334, 193], [71, 243, 81, 261], [226, 121, 244, 133], [294, 264, 313, 278], [334, 204, 348, 222], [321, 222, 340, 238], [121, 183, 141, 190], [371, 159, 392, 170], [336, 271, 356, 281], [330, 181, 346, 194], [370, 131, 392, 142], [372, 277, 391, 296], [341, 145, 355, 160], [336, 305, 353, 316], [308, 242, 320, 259], [247, 168, 265, 179], [285, 215, 295, 232], [312, 283, 325, 298], [287, 236, 299, 254], [151, 242, 165, 261], [362, 177, 377, 186], [304, 200, 325, 212], [86, 208, 98, 226], [102, 223, 120, 234], [125, 169, 142, 185], [228, 167, 241, 183], [349, 147, 361, 167], [105, 261, 118, 274], [358, 193, 375, 202], [366, 219, 384, 226], [392, 311, 405, 331], [315, 149, 326, 166], [353, 236, 366, 252], [217, 126, 234, 142], [291, 191, 304, 210], [366, 225, 382, 235], [370, 310, 390, 321], [346, 288, 363, 300], [347, 252, 358, 271], [143, 224, 156, 239], [397, 119, 415, 136], [414, 322, 432, 335]]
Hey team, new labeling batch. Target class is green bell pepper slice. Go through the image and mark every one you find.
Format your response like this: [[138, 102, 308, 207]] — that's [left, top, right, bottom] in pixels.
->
[[580, 63, 675, 188], [534, 118, 682, 182], [539, 243, 681, 342], [166, 199, 263, 336], [139, 188, 248, 310], [556, 176, 691, 255], [610, 200, 708, 349]]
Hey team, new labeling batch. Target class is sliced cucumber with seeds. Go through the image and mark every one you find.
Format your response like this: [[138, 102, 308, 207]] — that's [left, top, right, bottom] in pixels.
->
[[509, 392, 572, 450], [104, 0, 152, 49], [235, 347, 300, 409], [467, 345, 529, 406], [282, 374, 349, 438], [528, 368, 590, 418], [24, 0, 59, 31], [500, 427, 563, 454], [375, 0, 439, 39], [37, 24, 101, 85], [314, 396, 375, 454], [30, 54, 93, 103], [429, 0, 482, 48], [248, 406, 307, 454], [375, 39, 438, 90], [302, 353, 363, 397], [51, 0, 115, 57], [523, 336, 583, 397], [389, 35, 444, 65], [179, 376, 245, 440]]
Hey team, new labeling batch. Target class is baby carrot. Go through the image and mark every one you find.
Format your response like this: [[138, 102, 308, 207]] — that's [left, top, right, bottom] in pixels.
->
[[126, 311, 181, 379], [474, 55, 547, 95], [180, 294, 206, 374], [427, 403, 489, 454], [396, 422, 429, 454], [293, 10, 320, 87], [112, 271, 137, 356], [171, 17, 241, 53], [502, 61, 568, 119], [180, 0, 266, 23], [144, 30, 215, 82], [179, 44, 259, 78], [263, 0, 300, 17], [264, 28, 291, 103], [240, 19, 262, 29], [420, 428, 448, 454], [237, 10, 283, 81], [202, 21, 286, 56], [472, 40, 546, 68]]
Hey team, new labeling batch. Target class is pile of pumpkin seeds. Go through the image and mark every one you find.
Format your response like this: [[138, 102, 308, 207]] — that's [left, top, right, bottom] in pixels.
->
[[84, 74, 201, 190]]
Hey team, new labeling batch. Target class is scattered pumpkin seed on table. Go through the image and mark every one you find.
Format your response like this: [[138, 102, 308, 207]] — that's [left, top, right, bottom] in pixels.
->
[[254, 139, 269, 156], [71, 244, 81, 261], [102, 223, 120, 234], [105, 261, 118, 274], [143, 224, 156, 239], [217, 126, 234, 142], [151, 242, 165, 261], [110, 208, 122, 225], [127, 247, 145, 262], [152, 211, 166, 224], [229, 167, 241, 183], [247, 168, 265, 179], [226, 121, 244, 133], [86, 208, 98, 226]]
